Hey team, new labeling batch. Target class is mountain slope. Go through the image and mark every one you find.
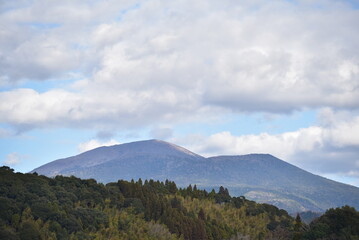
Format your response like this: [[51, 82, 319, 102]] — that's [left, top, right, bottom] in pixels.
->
[[32, 139, 206, 184], [203, 155, 359, 212], [31, 139, 359, 213]]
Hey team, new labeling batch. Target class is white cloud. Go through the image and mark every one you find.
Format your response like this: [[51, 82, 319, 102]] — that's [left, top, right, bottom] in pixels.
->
[[175, 111, 359, 178], [180, 128, 324, 160], [77, 139, 120, 153], [0, 88, 83, 127], [3, 153, 21, 165], [0, 0, 358, 130]]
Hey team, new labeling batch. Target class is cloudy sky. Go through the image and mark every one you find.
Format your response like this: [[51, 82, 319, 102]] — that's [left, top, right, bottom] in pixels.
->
[[1, 0, 359, 186]]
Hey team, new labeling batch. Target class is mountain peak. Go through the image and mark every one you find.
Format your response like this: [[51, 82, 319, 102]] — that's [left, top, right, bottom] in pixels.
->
[[119, 139, 202, 158], [31, 139, 204, 180], [31, 139, 359, 213]]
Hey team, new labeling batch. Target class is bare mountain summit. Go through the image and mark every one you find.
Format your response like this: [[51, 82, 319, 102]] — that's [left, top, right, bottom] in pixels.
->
[[31, 139, 359, 213]]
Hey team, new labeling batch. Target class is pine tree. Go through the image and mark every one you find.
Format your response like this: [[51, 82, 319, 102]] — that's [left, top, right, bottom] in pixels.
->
[[293, 213, 302, 240], [198, 208, 205, 221]]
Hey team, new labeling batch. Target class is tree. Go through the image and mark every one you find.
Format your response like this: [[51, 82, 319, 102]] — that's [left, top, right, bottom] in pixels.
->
[[198, 208, 205, 221], [19, 222, 41, 240], [215, 186, 231, 204], [0, 226, 18, 240], [293, 213, 303, 240]]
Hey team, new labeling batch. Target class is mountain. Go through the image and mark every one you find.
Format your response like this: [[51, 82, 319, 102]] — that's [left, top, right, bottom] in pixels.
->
[[32, 139, 206, 184], [203, 155, 359, 213], [31, 139, 359, 213]]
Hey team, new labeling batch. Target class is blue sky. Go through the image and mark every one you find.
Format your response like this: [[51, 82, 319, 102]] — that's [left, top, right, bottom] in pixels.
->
[[0, 110, 317, 173], [1, 0, 359, 187]]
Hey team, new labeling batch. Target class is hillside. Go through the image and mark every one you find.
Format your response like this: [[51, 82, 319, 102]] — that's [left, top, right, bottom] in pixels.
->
[[203, 155, 359, 213], [2, 167, 359, 239], [31, 139, 359, 213], [0, 166, 295, 240]]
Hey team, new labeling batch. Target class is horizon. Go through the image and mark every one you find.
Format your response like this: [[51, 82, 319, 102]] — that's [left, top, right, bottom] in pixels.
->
[[15, 138, 359, 189], [1, 0, 359, 187]]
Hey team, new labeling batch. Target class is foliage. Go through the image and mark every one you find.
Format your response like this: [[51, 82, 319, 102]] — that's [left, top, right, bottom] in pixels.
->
[[296, 211, 322, 224], [303, 205, 359, 240], [1, 166, 357, 239]]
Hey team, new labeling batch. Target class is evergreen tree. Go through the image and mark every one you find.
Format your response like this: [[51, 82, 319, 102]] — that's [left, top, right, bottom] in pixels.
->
[[198, 208, 205, 221], [293, 213, 303, 240], [0, 166, 315, 240]]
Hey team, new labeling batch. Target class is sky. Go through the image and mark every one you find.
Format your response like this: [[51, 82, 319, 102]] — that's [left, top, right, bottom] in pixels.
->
[[1, 0, 359, 186]]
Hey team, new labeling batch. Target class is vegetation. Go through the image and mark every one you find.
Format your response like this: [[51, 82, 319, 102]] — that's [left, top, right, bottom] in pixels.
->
[[1, 166, 358, 239], [303, 205, 359, 239], [296, 211, 322, 224]]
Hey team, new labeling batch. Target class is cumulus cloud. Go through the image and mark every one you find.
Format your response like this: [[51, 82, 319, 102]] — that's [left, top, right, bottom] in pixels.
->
[[0, 0, 137, 82], [1, 0, 359, 130], [176, 110, 359, 178], [178, 128, 323, 160], [77, 139, 120, 153], [3, 153, 21, 166]]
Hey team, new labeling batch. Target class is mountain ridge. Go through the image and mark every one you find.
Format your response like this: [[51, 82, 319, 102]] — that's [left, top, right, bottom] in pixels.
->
[[31, 139, 359, 213]]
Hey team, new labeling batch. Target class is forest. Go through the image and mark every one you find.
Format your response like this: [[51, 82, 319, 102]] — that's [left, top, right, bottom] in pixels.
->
[[0, 166, 358, 240]]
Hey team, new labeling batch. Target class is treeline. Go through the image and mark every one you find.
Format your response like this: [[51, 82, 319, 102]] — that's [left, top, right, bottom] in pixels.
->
[[303, 205, 359, 239], [0, 166, 358, 239]]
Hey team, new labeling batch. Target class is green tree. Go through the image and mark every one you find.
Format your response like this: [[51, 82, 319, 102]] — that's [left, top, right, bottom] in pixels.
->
[[293, 213, 303, 240], [198, 208, 206, 221], [19, 222, 41, 240]]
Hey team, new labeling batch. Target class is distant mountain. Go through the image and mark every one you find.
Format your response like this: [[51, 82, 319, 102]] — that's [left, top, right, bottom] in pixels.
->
[[32, 140, 205, 184], [31, 139, 359, 213]]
